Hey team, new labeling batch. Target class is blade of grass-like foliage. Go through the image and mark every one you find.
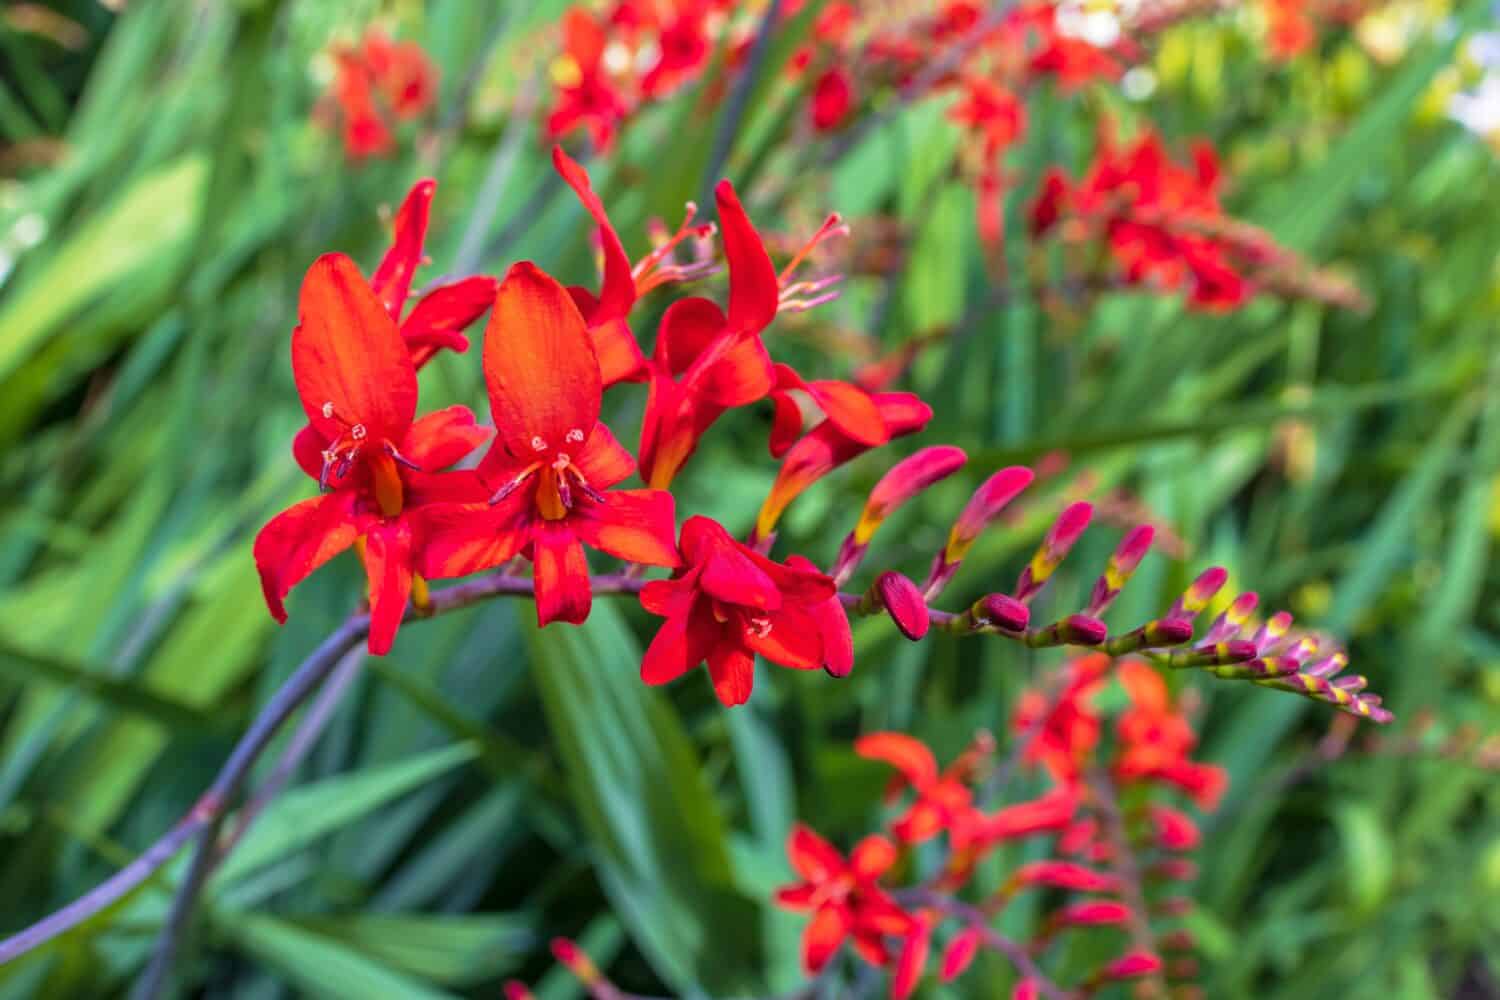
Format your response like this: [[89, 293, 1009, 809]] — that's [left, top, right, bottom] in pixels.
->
[[524, 601, 760, 997], [0, 156, 206, 384], [222, 913, 460, 1000], [213, 742, 478, 887], [294, 912, 534, 986], [0, 639, 215, 732]]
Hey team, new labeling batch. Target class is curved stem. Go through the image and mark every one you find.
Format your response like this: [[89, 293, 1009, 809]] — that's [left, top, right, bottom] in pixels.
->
[[1, 568, 1144, 985]]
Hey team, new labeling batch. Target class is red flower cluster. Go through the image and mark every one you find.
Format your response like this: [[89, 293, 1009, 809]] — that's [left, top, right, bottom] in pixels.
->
[[762, 691, 1219, 997], [318, 29, 438, 159], [1029, 126, 1254, 311]]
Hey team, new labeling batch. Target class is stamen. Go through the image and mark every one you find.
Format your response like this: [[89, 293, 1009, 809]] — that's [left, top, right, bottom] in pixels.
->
[[488, 462, 541, 505], [778, 213, 848, 286], [745, 616, 773, 639], [531, 436, 548, 452], [350, 424, 367, 441], [321, 401, 335, 419], [384, 442, 423, 471], [565, 428, 585, 444], [555, 469, 574, 510]]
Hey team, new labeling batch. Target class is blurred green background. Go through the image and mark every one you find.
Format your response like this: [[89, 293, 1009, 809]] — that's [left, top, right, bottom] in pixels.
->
[[0, 1, 1496, 997]]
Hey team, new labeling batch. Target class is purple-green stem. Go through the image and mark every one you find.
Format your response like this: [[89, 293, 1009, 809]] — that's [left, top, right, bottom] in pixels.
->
[[5, 568, 1222, 993]]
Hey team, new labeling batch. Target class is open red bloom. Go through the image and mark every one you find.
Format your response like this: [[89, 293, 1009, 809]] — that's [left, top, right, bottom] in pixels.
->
[[1115, 660, 1227, 809], [255, 254, 491, 654], [412, 262, 679, 626], [322, 30, 438, 160], [546, 9, 632, 151], [638, 180, 779, 489], [1014, 653, 1110, 786], [639, 516, 849, 706], [856, 733, 980, 844], [774, 824, 915, 973]]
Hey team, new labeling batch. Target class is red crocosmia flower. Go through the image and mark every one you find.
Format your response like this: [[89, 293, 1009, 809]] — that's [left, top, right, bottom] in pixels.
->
[[1014, 653, 1110, 786], [638, 181, 780, 489], [766, 362, 888, 458], [331, 52, 394, 160], [809, 66, 855, 131], [361, 30, 438, 119], [639, 516, 847, 706], [787, 554, 855, 677], [255, 254, 492, 655], [370, 179, 499, 368], [856, 733, 979, 844], [640, 9, 712, 98], [412, 262, 679, 626], [949, 77, 1026, 157], [546, 9, 632, 152], [755, 392, 933, 541], [774, 824, 915, 974], [1114, 659, 1228, 809]]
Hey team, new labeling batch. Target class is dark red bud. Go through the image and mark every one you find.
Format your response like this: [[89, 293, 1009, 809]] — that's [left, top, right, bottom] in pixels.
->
[[974, 593, 1030, 632]]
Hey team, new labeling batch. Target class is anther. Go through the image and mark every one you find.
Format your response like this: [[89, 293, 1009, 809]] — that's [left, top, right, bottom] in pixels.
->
[[531, 436, 547, 452], [565, 428, 585, 444], [350, 424, 367, 441], [745, 616, 773, 639], [321, 401, 335, 419]]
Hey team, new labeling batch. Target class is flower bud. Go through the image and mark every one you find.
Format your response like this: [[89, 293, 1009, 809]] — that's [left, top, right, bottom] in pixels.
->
[[1199, 590, 1258, 645], [1166, 566, 1228, 620], [968, 593, 1031, 633], [1055, 900, 1131, 927], [1014, 501, 1093, 602], [1101, 950, 1163, 981], [1150, 805, 1200, 851], [939, 925, 984, 982], [1013, 860, 1117, 892], [874, 571, 930, 640], [1085, 524, 1154, 615], [550, 937, 599, 985], [855, 446, 968, 547], [1025, 614, 1107, 648], [944, 466, 1034, 564]]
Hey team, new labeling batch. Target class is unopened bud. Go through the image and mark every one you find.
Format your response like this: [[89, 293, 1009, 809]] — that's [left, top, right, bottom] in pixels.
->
[[968, 593, 1031, 633], [874, 571, 930, 640], [550, 938, 599, 985]]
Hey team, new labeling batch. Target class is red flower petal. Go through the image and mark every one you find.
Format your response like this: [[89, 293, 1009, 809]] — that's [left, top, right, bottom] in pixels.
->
[[254, 492, 367, 623], [706, 641, 756, 706], [572, 421, 636, 490], [849, 834, 898, 880], [855, 732, 939, 787], [656, 296, 727, 375], [483, 262, 601, 460], [570, 488, 680, 567], [410, 498, 530, 580], [402, 405, 491, 471], [715, 180, 779, 339], [371, 179, 434, 320], [292, 423, 330, 481], [401, 275, 498, 366], [892, 914, 932, 1000], [801, 903, 852, 974], [746, 605, 823, 670], [640, 600, 716, 685], [553, 145, 635, 320], [787, 823, 844, 881], [293, 253, 417, 445], [364, 518, 414, 655], [531, 520, 592, 626]]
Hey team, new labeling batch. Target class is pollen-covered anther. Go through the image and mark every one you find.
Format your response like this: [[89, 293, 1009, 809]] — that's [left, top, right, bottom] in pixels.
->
[[531, 435, 548, 452], [564, 428, 585, 444], [350, 423, 367, 441], [745, 616, 773, 639], [321, 401, 335, 419]]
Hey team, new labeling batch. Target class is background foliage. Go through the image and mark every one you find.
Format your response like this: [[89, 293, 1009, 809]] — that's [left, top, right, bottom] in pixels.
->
[[0, 1, 1496, 997]]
